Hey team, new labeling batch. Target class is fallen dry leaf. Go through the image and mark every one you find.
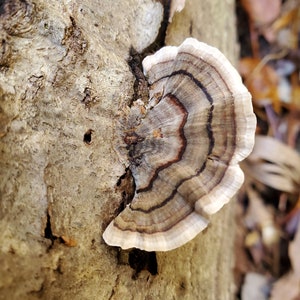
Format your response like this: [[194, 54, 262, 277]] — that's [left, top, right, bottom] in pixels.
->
[[241, 0, 281, 46], [245, 186, 279, 247], [289, 216, 300, 277], [241, 272, 270, 300], [242, 135, 300, 193], [241, 0, 281, 27], [239, 58, 280, 112], [270, 272, 300, 300], [272, 0, 300, 48], [291, 73, 300, 109], [285, 107, 300, 147], [272, 7, 299, 32]]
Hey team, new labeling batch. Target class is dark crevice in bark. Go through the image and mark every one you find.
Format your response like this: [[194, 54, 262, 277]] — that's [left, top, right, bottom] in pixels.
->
[[129, 248, 158, 279], [127, 46, 149, 106], [144, 0, 171, 54], [115, 167, 135, 215], [127, 0, 170, 106], [83, 129, 94, 145], [44, 210, 57, 248]]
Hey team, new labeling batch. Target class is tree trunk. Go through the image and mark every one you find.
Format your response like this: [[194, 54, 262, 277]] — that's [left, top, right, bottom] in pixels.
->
[[0, 0, 238, 299]]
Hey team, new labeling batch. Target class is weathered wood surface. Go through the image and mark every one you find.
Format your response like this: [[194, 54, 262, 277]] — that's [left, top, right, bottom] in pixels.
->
[[0, 0, 239, 299]]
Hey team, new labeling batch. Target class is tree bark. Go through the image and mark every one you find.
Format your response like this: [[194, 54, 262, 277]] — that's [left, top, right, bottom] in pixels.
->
[[0, 0, 238, 299]]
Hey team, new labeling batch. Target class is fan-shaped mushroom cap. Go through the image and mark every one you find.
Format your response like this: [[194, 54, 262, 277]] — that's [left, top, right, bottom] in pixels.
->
[[103, 38, 256, 251]]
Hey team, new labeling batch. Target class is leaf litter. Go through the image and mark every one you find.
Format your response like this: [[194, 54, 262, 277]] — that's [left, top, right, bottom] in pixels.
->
[[236, 0, 300, 299]]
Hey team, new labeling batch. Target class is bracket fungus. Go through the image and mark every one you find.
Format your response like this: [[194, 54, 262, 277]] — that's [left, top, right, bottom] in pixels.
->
[[103, 38, 256, 252]]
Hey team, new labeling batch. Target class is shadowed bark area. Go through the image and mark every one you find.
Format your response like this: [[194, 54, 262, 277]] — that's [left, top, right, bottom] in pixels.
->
[[0, 0, 238, 299]]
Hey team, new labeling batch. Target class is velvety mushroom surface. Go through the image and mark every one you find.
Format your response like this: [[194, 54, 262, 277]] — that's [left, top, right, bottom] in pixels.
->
[[103, 38, 256, 251]]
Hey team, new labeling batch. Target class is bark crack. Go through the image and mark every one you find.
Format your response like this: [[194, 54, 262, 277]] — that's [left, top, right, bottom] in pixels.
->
[[44, 209, 57, 249]]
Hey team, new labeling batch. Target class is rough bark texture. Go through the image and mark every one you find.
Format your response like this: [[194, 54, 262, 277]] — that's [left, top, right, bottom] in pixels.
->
[[0, 0, 238, 299]]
